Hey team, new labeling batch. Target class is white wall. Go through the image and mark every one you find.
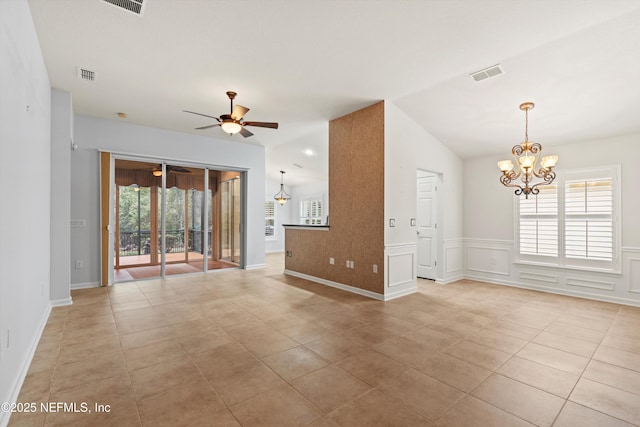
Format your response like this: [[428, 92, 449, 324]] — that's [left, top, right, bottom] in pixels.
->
[[71, 115, 266, 286], [384, 101, 465, 287], [50, 89, 72, 304], [0, 0, 52, 422], [464, 133, 640, 306]]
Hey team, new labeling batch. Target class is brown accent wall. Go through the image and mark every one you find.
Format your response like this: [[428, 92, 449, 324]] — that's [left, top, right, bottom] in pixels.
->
[[285, 101, 385, 295]]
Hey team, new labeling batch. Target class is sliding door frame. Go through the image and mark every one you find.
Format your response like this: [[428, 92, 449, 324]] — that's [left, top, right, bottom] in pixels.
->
[[102, 151, 247, 284]]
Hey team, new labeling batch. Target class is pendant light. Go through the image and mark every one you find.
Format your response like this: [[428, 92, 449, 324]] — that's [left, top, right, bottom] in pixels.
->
[[274, 171, 291, 205]]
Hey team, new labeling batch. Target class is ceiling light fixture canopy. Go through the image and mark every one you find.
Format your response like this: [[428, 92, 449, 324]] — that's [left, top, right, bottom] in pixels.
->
[[274, 170, 291, 205], [498, 102, 558, 198]]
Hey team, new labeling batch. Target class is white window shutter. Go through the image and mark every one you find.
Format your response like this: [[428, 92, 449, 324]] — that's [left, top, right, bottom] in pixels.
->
[[565, 178, 613, 261]]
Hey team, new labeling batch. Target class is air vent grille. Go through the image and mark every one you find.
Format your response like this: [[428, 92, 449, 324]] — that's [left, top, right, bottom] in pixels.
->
[[103, 0, 145, 15], [470, 64, 503, 82], [77, 67, 96, 82]]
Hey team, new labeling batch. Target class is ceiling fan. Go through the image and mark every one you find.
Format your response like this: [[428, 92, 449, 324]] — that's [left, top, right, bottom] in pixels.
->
[[183, 91, 278, 138], [152, 164, 191, 176]]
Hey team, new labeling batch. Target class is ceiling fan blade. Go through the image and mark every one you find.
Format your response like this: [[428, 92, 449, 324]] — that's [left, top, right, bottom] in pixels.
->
[[167, 165, 191, 173], [231, 105, 249, 121], [183, 110, 220, 121], [243, 121, 278, 129], [239, 127, 254, 138], [195, 124, 220, 130]]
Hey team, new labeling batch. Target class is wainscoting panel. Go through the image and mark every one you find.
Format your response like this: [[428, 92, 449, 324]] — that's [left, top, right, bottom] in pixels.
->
[[466, 241, 511, 276], [567, 277, 615, 291], [520, 271, 559, 285], [384, 243, 417, 299], [442, 238, 463, 283], [464, 239, 640, 307]]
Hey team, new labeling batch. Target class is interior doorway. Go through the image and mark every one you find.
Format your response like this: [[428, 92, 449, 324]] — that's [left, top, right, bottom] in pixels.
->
[[416, 170, 440, 280], [111, 158, 242, 282]]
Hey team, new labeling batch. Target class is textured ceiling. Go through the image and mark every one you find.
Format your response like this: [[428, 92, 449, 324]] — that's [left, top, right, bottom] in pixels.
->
[[27, 0, 640, 185]]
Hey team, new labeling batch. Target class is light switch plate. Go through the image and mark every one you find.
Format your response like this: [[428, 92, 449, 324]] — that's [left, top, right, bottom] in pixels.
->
[[389, 218, 396, 227]]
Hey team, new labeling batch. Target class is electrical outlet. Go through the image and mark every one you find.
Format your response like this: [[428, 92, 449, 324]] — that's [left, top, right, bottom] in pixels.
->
[[410, 218, 416, 226], [346, 260, 350, 268], [329, 257, 335, 265], [389, 218, 396, 227], [373, 264, 378, 273], [351, 261, 355, 269], [75, 260, 83, 269]]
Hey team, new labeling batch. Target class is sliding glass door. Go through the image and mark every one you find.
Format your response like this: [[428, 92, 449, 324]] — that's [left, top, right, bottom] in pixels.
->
[[110, 158, 243, 282]]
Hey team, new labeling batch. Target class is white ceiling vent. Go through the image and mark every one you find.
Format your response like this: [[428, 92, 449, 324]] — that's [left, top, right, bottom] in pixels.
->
[[103, 0, 145, 15], [470, 64, 503, 82], [77, 67, 96, 82]]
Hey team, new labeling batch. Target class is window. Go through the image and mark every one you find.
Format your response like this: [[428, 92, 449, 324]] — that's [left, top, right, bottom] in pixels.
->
[[517, 166, 619, 270], [565, 177, 613, 261], [264, 201, 276, 239], [300, 199, 323, 225], [519, 184, 558, 257]]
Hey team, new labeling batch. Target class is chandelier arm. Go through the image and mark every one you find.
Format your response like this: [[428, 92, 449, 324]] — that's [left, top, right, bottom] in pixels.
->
[[532, 166, 550, 178], [512, 144, 525, 156], [499, 172, 523, 189], [531, 169, 556, 187], [529, 143, 542, 154]]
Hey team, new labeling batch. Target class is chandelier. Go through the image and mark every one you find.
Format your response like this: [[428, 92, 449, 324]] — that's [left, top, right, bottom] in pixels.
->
[[274, 170, 291, 205], [498, 102, 558, 198]]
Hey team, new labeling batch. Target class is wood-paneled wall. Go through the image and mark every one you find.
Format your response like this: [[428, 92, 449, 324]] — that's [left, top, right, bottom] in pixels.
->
[[285, 101, 385, 295]]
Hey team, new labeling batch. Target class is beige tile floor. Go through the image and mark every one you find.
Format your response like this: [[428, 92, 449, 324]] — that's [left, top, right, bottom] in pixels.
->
[[8, 253, 640, 426]]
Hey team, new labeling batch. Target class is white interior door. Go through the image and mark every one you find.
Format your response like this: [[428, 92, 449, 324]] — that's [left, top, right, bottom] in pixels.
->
[[417, 174, 437, 279]]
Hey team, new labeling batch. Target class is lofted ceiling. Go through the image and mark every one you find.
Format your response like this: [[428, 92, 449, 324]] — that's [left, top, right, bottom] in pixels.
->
[[27, 0, 640, 186]]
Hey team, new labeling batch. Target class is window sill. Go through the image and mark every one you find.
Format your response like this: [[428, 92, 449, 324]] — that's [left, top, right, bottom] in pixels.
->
[[513, 260, 622, 276]]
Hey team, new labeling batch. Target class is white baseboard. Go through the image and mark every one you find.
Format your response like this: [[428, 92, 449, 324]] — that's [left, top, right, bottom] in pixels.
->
[[245, 264, 266, 270], [435, 274, 464, 285], [51, 297, 73, 307], [0, 304, 51, 427], [284, 270, 385, 301], [70, 281, 100, 290], [384, 285, 417, 301]]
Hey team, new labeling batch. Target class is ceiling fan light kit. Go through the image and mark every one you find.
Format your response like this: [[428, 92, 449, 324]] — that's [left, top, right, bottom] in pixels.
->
[[184, 91, 278, 138], [498, 102, 558, 199], [220, 120, 242, 135]]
